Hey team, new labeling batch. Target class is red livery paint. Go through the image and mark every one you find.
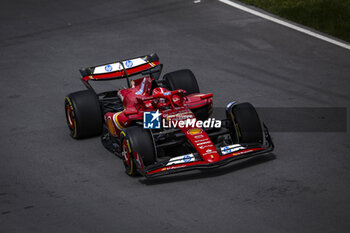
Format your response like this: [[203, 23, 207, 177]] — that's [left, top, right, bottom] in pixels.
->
[[65, 53, 274, 178]]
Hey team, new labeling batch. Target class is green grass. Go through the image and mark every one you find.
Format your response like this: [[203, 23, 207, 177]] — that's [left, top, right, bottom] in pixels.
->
[[237, 0, 350, 42]]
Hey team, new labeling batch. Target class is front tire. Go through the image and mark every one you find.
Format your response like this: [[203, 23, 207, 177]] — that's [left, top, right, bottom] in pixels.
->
[[120, 126, 156, 176], [65, 90, 102, 139], [228, 102, 264, 144]]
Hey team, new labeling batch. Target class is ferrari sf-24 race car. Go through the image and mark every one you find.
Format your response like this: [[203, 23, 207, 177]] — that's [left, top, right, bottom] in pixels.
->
[[65, 53, 274, 178]]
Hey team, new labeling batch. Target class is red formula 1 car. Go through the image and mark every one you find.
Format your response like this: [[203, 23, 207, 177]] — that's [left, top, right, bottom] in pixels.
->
[[65, 53, 274, 178]]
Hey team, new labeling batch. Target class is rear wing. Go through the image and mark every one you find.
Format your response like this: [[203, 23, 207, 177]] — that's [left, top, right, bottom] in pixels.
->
[[80, 53, 160, 82]]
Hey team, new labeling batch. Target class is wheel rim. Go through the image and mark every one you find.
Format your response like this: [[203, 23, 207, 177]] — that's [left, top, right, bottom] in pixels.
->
[[122, 140, 131, 167], [122, 139, 136, 175], [66, 103, 75, 130]]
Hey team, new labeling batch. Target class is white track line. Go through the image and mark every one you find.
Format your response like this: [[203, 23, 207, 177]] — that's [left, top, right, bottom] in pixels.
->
[[218, 0, 350, 50]]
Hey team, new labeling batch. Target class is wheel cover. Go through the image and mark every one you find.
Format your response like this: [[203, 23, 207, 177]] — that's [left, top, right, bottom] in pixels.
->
[[66, 104, 75, 130], [65, 98, 77, 138], [122, 140, 131, 167]]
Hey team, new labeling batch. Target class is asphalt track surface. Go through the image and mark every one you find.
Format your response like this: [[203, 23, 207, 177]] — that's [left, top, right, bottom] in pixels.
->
[[1, 0, 350, 232]]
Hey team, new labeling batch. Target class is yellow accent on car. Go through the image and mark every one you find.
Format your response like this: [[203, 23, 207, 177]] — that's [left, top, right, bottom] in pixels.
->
[[188, 128, 202, 135], [107, 119, 117, 136], [128, 159, 134, 175], [126, 139, 131, 152], [125, 138, 133, 175], [235, 123, 241, 137], [113, 112, 125, 130]]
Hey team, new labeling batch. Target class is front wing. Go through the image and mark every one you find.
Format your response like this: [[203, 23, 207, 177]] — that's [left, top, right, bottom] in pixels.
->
[[144, 137, 274, 178]]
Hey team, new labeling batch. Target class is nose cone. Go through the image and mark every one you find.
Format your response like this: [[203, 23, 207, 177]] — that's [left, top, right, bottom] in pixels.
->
[[202, 151, 220, 163], [180, 126, 221, 164]]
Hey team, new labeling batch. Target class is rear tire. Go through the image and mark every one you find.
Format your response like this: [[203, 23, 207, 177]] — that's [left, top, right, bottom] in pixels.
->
[[65, 90, 102, 139], [229, 102, 263, 143], [120, 126, 156, 176], [163, 69, 200, 95]]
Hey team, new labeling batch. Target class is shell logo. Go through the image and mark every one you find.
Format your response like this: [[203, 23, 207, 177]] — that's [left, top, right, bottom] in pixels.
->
[[187, 128, 202, 135]]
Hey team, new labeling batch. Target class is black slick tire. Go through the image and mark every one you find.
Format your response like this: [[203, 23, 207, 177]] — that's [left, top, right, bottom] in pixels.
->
[[65, 90, 102, 139], [163, 69, 200, 95], [120, 126, 156, 176], [231, 102, 263, 144]]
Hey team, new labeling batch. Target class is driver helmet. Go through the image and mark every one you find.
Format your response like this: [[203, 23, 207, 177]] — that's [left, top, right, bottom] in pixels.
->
[[152, 87, 169, 95], [152, 87, 170, 109]]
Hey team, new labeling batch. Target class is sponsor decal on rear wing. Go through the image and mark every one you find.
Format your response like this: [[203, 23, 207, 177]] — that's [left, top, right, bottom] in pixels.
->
[[80, 53, 160, 81]]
